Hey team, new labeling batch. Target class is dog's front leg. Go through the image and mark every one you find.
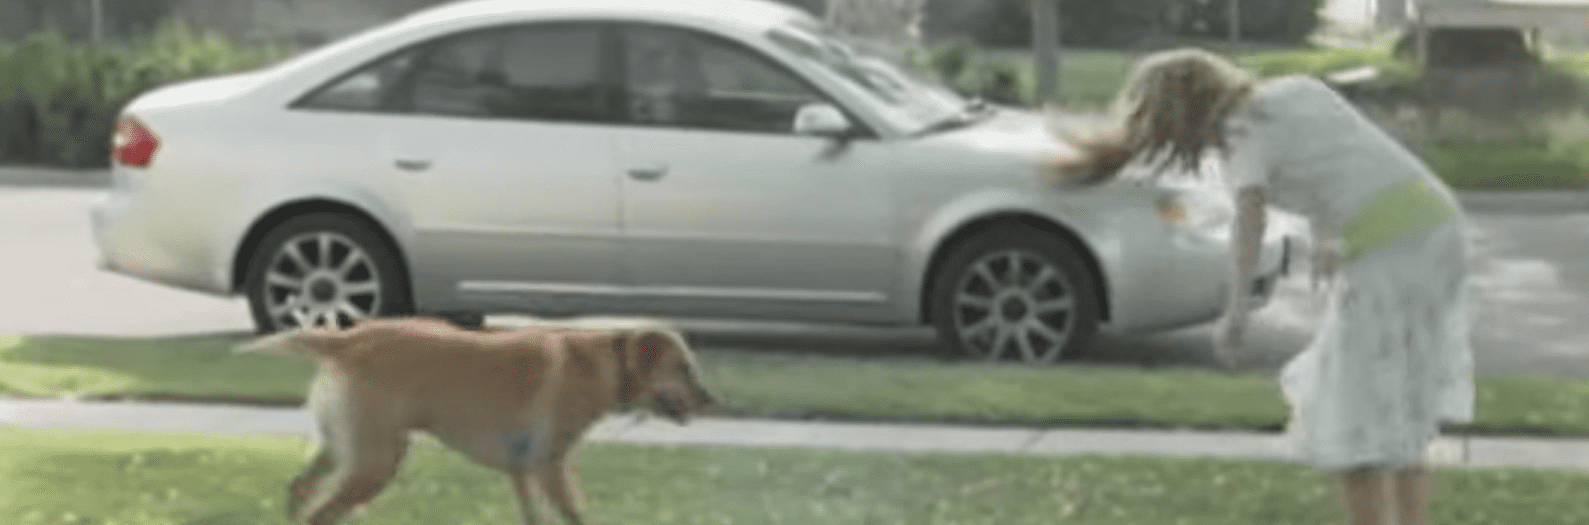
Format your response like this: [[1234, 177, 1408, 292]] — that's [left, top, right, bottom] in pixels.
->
[[511, 469, 541, 525], [537, 456, 587, 525]]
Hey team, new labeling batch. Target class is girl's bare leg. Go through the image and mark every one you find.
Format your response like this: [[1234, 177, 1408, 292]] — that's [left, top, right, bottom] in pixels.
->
[[1341, 467, 1392, 525], [1392, 466, 1435, 525]]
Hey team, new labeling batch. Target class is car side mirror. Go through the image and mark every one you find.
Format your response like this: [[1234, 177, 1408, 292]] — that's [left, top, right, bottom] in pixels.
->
[[793, 103, 853, 138]]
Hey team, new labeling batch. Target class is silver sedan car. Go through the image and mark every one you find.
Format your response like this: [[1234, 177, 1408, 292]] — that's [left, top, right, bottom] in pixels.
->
[[92, 0, 1293, 362]]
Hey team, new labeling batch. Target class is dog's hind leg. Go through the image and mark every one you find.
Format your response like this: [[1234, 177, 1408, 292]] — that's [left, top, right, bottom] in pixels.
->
[[286, 447, 335, 521], [537, 455, 586, 525], [300, 431, 409, 525]]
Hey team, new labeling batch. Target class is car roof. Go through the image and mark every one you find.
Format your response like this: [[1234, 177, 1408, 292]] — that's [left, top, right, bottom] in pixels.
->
[[401, 0, 815, 33]]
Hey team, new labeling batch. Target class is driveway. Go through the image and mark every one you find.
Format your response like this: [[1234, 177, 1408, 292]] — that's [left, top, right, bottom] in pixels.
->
[[0, 188, 253, 336], [2, 187, 1587, 376]]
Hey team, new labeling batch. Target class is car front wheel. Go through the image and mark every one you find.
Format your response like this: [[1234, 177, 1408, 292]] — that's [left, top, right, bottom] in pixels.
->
[[243, 213, 412, 333], [930, 223, 1101, 363]]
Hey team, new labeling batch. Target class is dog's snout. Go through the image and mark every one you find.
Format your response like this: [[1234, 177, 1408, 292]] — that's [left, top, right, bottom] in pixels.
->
[[695, 387, 718, 407]]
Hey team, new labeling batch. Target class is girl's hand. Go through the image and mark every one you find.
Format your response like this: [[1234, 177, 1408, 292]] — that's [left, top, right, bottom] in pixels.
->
[[1212, 312, 1247, 369], [1311, 238, 1341, 290]]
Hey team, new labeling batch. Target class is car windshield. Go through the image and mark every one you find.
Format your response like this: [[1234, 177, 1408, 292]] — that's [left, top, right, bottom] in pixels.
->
[[766, 22, 970, 134]]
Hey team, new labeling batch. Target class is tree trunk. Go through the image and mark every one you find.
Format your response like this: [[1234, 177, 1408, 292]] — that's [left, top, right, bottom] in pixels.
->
[[1227, 0, 1241, 43], [1032, 0, 1062, 105]]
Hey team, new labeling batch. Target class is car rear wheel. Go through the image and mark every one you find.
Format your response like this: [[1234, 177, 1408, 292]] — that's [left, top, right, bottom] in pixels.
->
[[243, 213, 412, 333], [930, 223, 1100, 363]]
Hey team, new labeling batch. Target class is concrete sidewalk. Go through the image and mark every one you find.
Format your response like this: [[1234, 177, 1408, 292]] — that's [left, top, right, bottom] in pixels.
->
[[5, 166, 1587, 214], [6, 398, 1589, 472]]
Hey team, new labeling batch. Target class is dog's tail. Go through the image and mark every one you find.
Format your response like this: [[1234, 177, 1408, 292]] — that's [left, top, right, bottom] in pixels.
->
[[233, 328, 351, 359]]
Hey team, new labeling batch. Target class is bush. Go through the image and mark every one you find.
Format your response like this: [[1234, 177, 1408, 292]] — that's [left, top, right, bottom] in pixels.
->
[[0, 22, 290, 167], [909, 38, 1029, 104]]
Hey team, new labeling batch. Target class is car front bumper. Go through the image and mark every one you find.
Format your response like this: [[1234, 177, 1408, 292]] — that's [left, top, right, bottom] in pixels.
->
[[1100, 218, 1298, 335]]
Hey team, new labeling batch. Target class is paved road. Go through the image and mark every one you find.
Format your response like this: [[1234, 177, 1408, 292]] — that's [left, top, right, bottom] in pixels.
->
[[3, 187, 1588, 377]]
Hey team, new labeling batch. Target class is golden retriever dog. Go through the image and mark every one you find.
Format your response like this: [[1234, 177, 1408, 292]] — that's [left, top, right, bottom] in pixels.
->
[[235, 314, 716, 525]]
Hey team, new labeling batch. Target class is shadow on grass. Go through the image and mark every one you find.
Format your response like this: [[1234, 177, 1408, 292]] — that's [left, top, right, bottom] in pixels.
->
[[0, 332, 313, 406], [678, 320, 1256, 372]]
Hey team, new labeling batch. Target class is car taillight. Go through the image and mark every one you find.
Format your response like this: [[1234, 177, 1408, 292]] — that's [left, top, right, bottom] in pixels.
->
[[113, 117, 160, 167]]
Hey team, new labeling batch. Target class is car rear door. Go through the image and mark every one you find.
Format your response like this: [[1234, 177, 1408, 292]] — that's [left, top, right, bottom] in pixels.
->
[[351, 23, 627, 311]]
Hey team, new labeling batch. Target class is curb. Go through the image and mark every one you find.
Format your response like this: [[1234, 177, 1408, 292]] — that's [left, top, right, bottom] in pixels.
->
[[1456, 189, 1589, 215], [0, 166, 110, 188], [2, 167, 1587, 215]]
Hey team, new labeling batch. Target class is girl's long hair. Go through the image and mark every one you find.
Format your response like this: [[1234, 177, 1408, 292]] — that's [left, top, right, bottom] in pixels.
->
[[1045, 48, 1257, 186]]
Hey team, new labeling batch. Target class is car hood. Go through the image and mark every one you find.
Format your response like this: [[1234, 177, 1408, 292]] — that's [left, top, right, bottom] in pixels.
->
[[125, 71, 270, 113], [912, 107, 1239, 222], [902, 106, 1087, 190], [926, 107, 1078, 158]]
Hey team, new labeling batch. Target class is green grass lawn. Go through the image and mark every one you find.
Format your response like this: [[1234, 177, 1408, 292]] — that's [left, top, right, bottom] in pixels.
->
[[6, 333, 1589, 437], [1420, 143, 1589, 191], [1051, 50, 1136, 107], [3, 426, 1589, 525]]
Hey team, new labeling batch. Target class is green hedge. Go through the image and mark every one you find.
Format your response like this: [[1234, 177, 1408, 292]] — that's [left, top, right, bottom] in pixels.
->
[[0, 22, 289, 167]]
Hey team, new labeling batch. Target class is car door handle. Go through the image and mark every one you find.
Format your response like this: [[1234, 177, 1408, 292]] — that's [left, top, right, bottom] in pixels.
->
[[628, 164, 668, 181], [395, 159, 432, 172]]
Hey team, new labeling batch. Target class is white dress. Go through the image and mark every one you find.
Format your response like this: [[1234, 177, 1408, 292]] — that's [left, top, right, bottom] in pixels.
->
[[1223, 75, 1476, 472]]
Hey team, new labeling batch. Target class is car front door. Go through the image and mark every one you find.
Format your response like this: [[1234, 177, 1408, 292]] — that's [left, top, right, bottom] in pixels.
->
[[610, 24, 899, 322], [305, 23, 626, 312]]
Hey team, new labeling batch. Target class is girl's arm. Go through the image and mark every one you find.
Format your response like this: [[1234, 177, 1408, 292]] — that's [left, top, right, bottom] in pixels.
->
[[1215, 185, 1268, 363]]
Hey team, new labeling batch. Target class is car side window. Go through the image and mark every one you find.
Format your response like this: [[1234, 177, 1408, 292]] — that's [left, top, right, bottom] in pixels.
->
[[296, 51, 418, 112], [622, 25, 825, 133], [298, 24, 609, 123], [406, 30, 508, 117], [485, 25, 610, 121]]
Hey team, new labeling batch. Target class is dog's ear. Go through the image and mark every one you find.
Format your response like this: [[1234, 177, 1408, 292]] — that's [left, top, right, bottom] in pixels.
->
[[613, 331, 663, 403], [631, 329, 670, 378]]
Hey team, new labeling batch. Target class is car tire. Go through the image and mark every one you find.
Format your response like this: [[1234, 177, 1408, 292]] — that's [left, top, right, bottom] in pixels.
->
[[243, 213, 413, 333], [929, 223, 1101, 363], [431, 311, 485, 329]]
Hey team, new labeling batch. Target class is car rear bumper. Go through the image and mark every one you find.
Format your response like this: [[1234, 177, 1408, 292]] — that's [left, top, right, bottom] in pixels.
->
[[90, 171, 234, 295]]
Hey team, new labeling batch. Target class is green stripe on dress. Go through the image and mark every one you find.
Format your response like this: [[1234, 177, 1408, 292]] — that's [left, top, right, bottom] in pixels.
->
[[1340, 179, 1455, 261]]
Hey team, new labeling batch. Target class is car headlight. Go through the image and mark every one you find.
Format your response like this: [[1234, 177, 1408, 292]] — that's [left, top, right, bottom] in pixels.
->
[[1157, 196, 1190, 227]]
